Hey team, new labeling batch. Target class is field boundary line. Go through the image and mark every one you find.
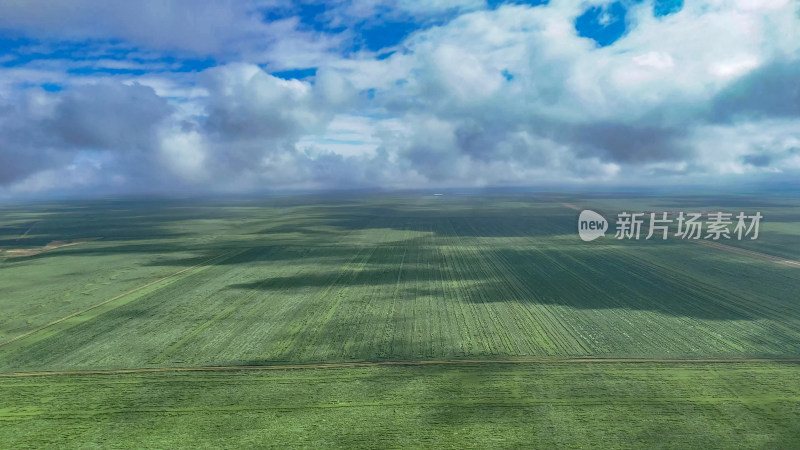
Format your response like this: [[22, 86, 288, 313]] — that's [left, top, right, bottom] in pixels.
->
[[2, 357, 800, 377], [0, 248, 247, 348]]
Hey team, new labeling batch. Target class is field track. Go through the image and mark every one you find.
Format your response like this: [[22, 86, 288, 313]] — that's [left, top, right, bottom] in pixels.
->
[[692, 239, 800, 268], [3, 357, 800, 377], [19, 221, 38, 238], [3, 238, 99, 258], [0, 248, 248, 348]]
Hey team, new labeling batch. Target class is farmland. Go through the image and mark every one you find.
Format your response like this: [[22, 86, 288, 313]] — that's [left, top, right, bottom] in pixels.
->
[[2, 362, 800, 448], [1, 192, 800, 446]]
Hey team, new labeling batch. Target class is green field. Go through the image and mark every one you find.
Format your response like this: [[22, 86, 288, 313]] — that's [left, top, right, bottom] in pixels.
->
[[1, 193, 799, 447], [2, 362, 800, 448]]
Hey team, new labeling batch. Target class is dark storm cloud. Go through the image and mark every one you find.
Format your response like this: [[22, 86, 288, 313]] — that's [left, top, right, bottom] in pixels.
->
[[453, 120, 555, 166], [741, 153, 771, 167], [571, 122, 691, 164], [0, 82, 171, 186], [403, 144, 462, 180], [0, 144, 67, 185], [454, 120, 495, 162], [440, 116, 691, 168], [0, 0, 263, 55], [711, 60, 800, 122], [304, 152, 374, 186], [742, 147, 800, 168], [0, 94, 66, 183], [53, 82, 171, 151]]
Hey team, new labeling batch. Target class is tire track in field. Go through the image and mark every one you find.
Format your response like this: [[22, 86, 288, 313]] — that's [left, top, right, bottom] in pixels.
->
[[690, 239, 800, 268], [2, 357, 800, 378], [0, 248, 247, 348], [19, 221, 39, 238]]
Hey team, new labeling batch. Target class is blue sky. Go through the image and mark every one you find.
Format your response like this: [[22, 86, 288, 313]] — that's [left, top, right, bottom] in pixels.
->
[[0, 0, 798, 197], [0, 1, 684, 79]]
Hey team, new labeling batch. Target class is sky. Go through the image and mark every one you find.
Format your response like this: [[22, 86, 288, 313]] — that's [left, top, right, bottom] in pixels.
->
[[0, 0, 798, 198]]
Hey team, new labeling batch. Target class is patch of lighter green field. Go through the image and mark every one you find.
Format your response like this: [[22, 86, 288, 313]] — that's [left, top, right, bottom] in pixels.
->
[[1, 362, 798, 448], [0, 241, 210, 342]]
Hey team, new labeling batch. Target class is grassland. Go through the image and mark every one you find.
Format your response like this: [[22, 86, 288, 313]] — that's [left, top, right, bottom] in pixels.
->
[[2, 362, 799, 448], [1, 192, 799, 447]]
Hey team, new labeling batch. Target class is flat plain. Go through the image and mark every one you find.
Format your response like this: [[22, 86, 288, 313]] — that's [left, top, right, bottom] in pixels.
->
[[1, 192, 799, 447]]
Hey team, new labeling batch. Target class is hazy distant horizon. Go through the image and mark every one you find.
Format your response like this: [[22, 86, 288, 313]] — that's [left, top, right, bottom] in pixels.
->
[[4, 181, 800, 205]]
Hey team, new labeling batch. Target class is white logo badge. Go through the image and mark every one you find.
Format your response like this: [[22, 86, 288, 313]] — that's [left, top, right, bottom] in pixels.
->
[[578, 210, 607, 241]]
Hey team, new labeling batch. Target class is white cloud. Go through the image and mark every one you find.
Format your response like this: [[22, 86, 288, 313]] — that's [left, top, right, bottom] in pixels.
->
[[1, 0, 799, 196], [159, 127, 210, 183]]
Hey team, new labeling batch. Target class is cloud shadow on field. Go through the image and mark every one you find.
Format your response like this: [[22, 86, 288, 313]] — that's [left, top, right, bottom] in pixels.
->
[[4, 195, 800, 325], [216, 237, 800, 322]]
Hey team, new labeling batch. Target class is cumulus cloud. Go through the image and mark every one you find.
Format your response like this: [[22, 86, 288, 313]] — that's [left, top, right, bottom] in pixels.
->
[[0, 81, 173, 191], [355, 0, 800, 184], [1, 0, 799, 197], [202, 64, 323, 141]]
